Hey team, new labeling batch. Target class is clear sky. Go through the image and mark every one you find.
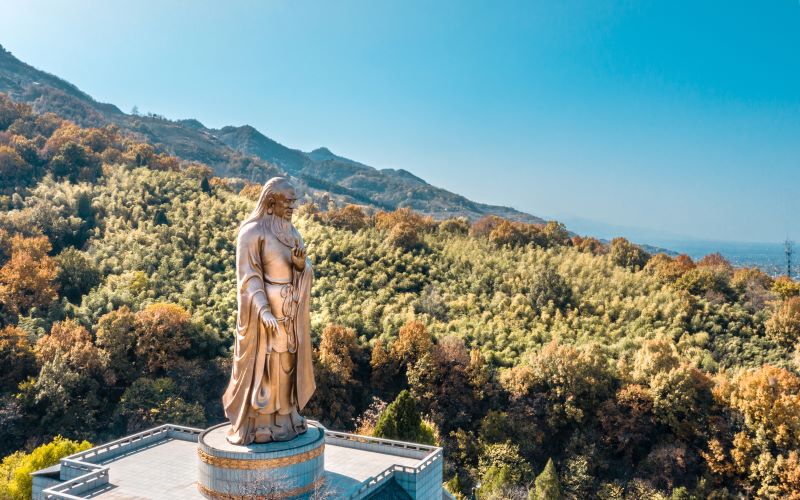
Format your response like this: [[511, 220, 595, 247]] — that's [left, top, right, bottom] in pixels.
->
[[2, 0, 798, 243]]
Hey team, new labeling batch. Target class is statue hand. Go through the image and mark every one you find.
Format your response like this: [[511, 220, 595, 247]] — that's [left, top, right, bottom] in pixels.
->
[[291, 244, 306, 271], [260, 310, 279, 331]]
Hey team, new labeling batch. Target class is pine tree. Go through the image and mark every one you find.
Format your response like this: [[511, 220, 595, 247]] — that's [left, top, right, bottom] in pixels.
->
[[531, 458, 561, 500], [373, 390, 434, 444], [200, 176, 211, 193]]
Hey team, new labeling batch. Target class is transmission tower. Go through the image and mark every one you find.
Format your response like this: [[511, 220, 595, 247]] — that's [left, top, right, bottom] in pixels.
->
[[786, 239, 794, 278]]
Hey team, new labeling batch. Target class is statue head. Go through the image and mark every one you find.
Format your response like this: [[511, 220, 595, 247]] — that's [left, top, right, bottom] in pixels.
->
[[247, 177, 297, 223]]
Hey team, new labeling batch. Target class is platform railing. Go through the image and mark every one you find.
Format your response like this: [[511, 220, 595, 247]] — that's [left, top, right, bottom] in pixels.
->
[[40, 424, 202, 499], [41, 464, 108, 500], [39, 421, 442, 499], [346, 445, 444, 499]]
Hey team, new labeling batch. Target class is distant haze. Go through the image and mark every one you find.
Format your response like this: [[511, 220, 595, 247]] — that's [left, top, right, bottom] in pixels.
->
[[1, 0, 798, 243]]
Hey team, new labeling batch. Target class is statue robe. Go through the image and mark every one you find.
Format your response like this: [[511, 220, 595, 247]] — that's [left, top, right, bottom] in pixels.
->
[[222, 220, 315, 444]]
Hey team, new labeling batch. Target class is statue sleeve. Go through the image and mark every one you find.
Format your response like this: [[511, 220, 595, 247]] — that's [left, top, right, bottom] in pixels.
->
[[237, 223, 270, 327]]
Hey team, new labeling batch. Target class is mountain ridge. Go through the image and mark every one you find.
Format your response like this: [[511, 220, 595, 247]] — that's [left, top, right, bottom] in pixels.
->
[[0, 43, 543, 223]]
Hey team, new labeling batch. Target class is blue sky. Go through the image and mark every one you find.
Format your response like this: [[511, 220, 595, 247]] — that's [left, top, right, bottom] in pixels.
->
[[2, 0, 798, 243]]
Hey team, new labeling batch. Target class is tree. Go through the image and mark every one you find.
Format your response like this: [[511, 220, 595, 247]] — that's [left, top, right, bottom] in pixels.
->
[[373, 390, 435, 444], [645, 253, 695, 283], [732, 267, 774, 311], [35, 319, 107, 377], [370, 339, 399, 395], [95, 306, 138, 385], [571, 236, 607, 255], [54, 248, 101, 303], [489, 220, 528, 247], [306, 324, 361, 429], [470, 215, 504, 237], [773, 276, 800, 300], [439, 217, 470, 235], [115, 377, 205, 432], [387, 221, 422, 250], [704, 366, 800, 496], [49, 142, 101, 183], [722, 365, 800, 450], [325, 204, 370, 231], [408, 335, 480, 433], [478, 441, 533, 496], [609, 237, 650, 270], [480, 465, 518, 499], [631, 338, 680, 383], [318, 323, 358, 379], [597, 384, 655, 462], [200, 176, 211, 193], [648, 363, 712, 438], [529, 265, 572, 313], [674, 267, 733, 302], [390, 320, 433, 369], [697, 253, 733, 272], [766, 297, 800, 346], [532, 458, 562, 500], [0, 235, 59, 318], [0, 436, 91, 500], [542, 221, 570, 247], [0, 146, 33, 189], [375, 207, 435, 233], [500, 340, 613, 432], [134, 303, 193, 374], [0, 326, 35, 393], [0, 94, 26, 131]]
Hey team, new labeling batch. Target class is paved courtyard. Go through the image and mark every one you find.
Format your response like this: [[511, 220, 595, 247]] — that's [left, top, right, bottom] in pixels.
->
[[80, 436, 420, 498]]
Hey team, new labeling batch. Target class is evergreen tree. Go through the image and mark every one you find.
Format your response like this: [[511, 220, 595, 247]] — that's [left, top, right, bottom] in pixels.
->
[[532, 458, 562, 500], [372, 390, 434, 444], [153, 208, 169, 226], [200, 176, 211, 193]]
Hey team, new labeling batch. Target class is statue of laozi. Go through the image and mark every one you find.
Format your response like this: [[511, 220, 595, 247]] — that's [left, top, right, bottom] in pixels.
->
[[222, 177, 316, 445]]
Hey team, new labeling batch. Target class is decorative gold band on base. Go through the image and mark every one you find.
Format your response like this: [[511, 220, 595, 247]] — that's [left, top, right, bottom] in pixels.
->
[[197, 478, 324, 499], [197, 444, 324, 470]]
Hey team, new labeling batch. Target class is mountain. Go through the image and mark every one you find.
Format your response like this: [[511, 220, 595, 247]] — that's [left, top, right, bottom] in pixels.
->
[[0, 43, 543, 223]]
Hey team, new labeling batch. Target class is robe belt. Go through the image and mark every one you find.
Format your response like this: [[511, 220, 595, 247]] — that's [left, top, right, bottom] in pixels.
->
[[263, 274, 298, 324]]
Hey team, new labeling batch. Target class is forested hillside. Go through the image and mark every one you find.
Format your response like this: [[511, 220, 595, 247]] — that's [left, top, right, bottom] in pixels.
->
[[1, 94, 800, 499], [0, 44, 541, 223]]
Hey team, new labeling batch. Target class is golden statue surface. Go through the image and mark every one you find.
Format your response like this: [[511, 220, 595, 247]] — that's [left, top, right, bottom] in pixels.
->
[[222, 177, 316, 445]]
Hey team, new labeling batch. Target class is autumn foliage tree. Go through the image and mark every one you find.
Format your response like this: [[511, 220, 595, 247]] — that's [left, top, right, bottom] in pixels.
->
[[133, 303, 193, 374], [704, 365, 800, 497], [324, 204, 370, 231], [609, 237, 650, 270], [390, 320, 434, 370], [307, 324, 363, 429], [0, 326, 36, 392], [95, 306, 138, 385], [0, 235, 59, 320], [408, 335, 482, 433], [766, 297, 800, 346]]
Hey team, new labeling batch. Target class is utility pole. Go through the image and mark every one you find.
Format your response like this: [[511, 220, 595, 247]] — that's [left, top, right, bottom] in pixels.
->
[[786, 239, 794, 278]]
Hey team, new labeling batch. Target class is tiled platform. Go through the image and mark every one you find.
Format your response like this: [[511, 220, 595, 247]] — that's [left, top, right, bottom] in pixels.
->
[[87, 438, 197, 499], [32, 423, 448, 499]]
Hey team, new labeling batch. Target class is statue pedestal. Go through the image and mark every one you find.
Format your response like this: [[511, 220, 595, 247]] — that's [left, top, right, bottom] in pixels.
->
[[197, 422, 325, 499]]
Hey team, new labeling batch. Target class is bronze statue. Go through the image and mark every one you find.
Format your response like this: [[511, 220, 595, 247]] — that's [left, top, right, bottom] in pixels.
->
[[223, 177, 316, 445]]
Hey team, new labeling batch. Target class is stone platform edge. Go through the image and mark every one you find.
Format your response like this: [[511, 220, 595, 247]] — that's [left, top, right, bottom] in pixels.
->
[[33, 421, 447, 500]]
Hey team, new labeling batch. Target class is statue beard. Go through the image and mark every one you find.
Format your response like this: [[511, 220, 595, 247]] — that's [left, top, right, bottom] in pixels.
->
[[267, 214, 298, 248]]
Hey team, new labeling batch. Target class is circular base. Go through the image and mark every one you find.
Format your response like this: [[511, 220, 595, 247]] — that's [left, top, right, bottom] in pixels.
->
[[197, 423, 325, 499]]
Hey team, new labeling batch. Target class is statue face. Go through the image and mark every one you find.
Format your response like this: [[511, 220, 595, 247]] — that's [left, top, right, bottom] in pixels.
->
[[271, 189, 297, 221]]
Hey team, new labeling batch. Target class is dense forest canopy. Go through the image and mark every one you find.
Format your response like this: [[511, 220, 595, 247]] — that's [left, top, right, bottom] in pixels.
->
[[1, 93, 799, 499]]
